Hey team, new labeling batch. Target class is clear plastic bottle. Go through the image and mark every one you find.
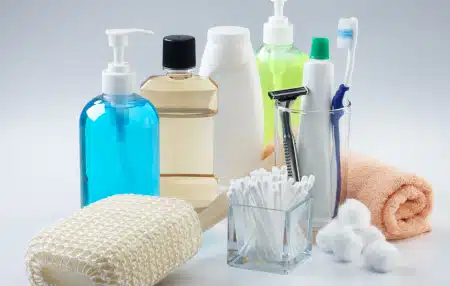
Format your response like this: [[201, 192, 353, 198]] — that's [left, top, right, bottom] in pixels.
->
[[257, 45, 308, 144], [256, 0, 308, 145], [80, 94, 159, 206], [80, 29, 159, 206], [141, 35, 218, 212]]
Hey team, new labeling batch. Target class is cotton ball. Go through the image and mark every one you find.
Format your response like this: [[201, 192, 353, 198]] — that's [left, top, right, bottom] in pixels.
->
[[354, 225, 385, 249], [338, 199, 371, 230], [316, 220, 340, 253], [363, 240, 400, 273], [331, 226, 364, 263]]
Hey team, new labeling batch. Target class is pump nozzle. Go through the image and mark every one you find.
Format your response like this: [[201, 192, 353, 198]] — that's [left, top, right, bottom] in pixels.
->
[[264, 0, 292, 45], [272, 0, 286, 18], [102, 28, 153, 95], [106, 29, 154, 66]]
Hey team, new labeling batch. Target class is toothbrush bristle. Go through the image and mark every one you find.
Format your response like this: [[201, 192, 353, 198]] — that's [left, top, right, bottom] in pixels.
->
[[337, 29, 353, 38], [337, 17, 357, 49]]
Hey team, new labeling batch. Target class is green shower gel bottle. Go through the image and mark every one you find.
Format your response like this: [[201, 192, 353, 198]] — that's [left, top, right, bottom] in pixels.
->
[[256, 0, 308, 145]]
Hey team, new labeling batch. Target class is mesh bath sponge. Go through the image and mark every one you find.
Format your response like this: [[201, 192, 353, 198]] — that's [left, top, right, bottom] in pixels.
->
[[25, 195, 207, 286]]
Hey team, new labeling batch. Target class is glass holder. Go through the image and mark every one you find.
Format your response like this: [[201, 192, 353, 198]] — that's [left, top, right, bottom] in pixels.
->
[[274, 99, 351, 229], [227, 195, 313, 274]]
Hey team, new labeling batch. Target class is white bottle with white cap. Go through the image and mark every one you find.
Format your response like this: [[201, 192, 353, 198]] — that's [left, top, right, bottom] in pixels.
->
[[199, 26, 264, 181]]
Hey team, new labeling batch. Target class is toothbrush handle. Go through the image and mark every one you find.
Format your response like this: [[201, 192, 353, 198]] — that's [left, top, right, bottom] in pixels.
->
[[332, 115, 342, 218]]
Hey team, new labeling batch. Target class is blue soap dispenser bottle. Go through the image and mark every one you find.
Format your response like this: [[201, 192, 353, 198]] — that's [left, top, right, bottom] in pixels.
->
[[80, 29, 159, 206]]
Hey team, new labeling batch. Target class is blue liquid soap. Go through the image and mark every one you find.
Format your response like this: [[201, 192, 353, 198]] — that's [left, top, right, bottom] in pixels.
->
[[80, 93, 160, 206]]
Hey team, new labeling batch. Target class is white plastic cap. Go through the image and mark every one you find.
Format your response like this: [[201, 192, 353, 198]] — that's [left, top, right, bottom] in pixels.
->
[[263, 0, 293, 45], [102, 29, 153, 95], [207, 26, 250, 45], [203, 26, 253, 66]]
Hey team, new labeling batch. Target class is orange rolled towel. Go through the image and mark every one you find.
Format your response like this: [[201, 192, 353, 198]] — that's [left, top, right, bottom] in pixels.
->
[[343, 153, 433, 240]]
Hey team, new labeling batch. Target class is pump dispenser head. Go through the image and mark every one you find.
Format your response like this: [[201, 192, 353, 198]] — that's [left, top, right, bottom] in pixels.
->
[[263, 0, 293, 45], [102, 29, 153, 95]]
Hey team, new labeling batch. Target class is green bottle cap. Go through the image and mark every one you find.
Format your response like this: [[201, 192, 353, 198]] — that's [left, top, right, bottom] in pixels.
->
[[310, 37, 330, 60]]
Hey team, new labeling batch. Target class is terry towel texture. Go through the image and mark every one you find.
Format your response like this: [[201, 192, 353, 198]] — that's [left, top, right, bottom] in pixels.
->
[[343, 153, 433, 240]]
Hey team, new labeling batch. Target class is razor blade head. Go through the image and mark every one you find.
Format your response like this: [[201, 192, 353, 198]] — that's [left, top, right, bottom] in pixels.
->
[[268, 86, 309, 101]]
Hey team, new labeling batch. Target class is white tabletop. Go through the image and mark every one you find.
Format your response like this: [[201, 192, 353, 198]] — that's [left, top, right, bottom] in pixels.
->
[[5, 204, 450, 285], [162, 217, 450, 286]]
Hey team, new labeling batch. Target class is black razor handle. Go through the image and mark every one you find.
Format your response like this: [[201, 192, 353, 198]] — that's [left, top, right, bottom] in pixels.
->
[[280, 102, 300, 182]]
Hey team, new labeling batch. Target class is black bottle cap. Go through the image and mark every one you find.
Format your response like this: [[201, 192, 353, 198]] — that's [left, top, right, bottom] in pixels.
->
[[162, 35, 196, 69]]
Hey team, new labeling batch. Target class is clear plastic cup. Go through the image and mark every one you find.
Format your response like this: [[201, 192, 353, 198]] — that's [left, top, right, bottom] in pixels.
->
[[273, 100, 351, 229]]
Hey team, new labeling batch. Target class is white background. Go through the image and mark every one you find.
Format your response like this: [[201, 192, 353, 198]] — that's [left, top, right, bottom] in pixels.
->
[[1, 0, 449, 284]]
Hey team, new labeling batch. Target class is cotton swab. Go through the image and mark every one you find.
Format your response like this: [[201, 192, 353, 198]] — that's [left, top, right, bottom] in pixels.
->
[[229, 166, 315, 261]]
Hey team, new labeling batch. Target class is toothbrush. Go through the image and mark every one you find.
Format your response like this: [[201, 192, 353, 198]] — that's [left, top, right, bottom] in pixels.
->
[[268, 87, 309, 182], [331, 17, 358, 217]]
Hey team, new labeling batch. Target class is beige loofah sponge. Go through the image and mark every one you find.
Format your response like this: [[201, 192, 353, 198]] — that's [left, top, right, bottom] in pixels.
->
[[25, 194, 228, 286]]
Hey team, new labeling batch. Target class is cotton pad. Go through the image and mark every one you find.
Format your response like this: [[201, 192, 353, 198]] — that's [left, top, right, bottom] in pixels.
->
[[338, 199, 371, 229], [331, 225, 363, 263], [316, 219, 340, 253], [354, 225, 385, 249], [363, 240, 400, 273]]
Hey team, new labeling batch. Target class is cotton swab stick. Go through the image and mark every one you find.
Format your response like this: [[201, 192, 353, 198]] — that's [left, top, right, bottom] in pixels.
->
[[228, 167, 315, 261]]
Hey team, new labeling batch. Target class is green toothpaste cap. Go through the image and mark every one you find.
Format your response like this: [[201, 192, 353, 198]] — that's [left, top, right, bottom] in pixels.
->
[[310, 37, 330, 60]]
